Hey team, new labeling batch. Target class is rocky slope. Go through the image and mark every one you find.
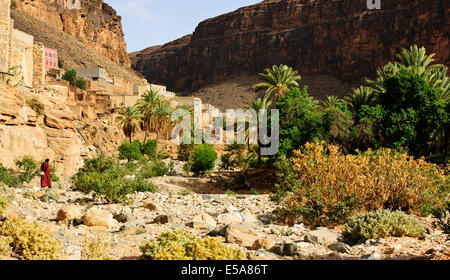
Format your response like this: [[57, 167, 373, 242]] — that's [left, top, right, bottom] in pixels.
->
[[13, 0, 131, 67], [0, 84, 86, 179], [11, 9, 142, 84], [2, 179, 449, 260], [130, 0, 449, 94]]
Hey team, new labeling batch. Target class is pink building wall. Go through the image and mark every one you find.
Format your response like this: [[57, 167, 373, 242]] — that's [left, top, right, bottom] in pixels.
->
[[45, 47, 58, 72]]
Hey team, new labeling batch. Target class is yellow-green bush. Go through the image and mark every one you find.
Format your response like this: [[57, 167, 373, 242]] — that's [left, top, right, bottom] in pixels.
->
[[342, 210, 426, 245], [81, 234, 115, 260], [0, 185, 14, 214], [140, 230, 246, 260], [0, 216, 61, 260], [280, 142, 448, 226], [0, 235, 13, 256]]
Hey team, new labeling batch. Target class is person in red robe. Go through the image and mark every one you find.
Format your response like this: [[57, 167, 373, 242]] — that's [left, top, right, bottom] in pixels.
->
[[40, 159, 52, 188]]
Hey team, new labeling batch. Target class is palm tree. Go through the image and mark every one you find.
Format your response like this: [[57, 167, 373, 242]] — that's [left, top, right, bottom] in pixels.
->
[[322, 95, 344, 109], [135, 90, 161, 143], [245, 92, 272, 163], [115, 106, 141, 142], [253, 65, 301, 101], [366, 62, 400, 96], [149, 99, 173, 157], [345, 86, 376, 113], [395, 45, 442, 76]]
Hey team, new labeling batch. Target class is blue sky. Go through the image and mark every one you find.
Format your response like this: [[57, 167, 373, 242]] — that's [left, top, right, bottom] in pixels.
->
[[106, 0, 261, 53]]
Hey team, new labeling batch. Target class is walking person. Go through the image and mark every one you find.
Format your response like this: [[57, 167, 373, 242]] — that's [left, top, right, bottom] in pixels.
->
[[40, 159, 52, 188]]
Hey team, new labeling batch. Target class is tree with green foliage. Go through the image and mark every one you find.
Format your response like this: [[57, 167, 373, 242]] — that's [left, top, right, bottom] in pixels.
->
[[189, 145, 217, 176], [116, 106, 141, 143], [135, 90, 162, 143], [118, 140, 142, 161], [62, 70, 77, 86], [378, 67, 448, 159], [14, 155, 40, 184], [345, 86, 376, 113], [75, 77, 86, 90], [142, 139, 157, 157], [277, 86, 323, 157], [150, 99, 173, 158], [245, 92, 272, 163], [253, 65, 301, 101]]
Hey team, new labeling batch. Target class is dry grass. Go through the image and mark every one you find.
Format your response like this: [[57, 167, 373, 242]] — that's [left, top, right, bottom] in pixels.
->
[[281, 143, 448, 225]]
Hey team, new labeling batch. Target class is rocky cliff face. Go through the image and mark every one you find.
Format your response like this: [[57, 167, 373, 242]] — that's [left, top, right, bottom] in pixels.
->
[[0, 84, 86, 179], [14, 0, 131, 67], [131, 0, 449, 93]]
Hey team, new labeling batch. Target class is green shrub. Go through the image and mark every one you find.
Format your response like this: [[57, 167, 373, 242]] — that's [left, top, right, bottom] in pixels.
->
[[342, 210, 426, 245], [277, 86, 324, 157], [0, 185, 14, 214], [188, 145, 217, 176], [140, 230, 246, 260], [432, 201, 450, 235], [118, 141, 142, 161], [62, 69, 77, 86], [50, 166, 59, 183], [75, 77, 86, 90], [0, 164, 19, 187], [378, 68, 448, 159], [72, 156, 157, 203], [81, 155, 116, 173], [0, 216, 61, 260], [125, 161, 139, 173], [141, 160, 169, 178], [143, 140, 157, 157], [178, 143, 194, 162], [14, 155, 40, 184], [157, 150, 170, 160], [271, 154, 301, 201]]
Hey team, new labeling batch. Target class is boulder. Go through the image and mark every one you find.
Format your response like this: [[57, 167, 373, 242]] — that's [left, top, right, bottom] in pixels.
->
[[143, 199, 161, 211], [328, 242, 352, 254], [188, 213, 217, 229], [217, 212, 242, 224], [83, 208, 116, 228], [250, 250, 283, 260], [225, 223, 257, 248], [251, 239, 275, 251], [239, 208, 260, 224], [269, 243, 298, 256], [152, 214, 173, 224], [56, 205, 82, 223], [305, 228, 339, 245]]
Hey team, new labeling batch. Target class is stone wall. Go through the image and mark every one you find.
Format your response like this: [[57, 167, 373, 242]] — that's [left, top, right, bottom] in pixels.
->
[[10, 28, 34, 87], [33, 42, 45, 88], [0, 0, 11, 72], [0, 0, 45, 88]]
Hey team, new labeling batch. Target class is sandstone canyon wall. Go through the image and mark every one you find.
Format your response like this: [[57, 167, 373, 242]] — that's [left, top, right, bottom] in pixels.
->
[[14, 0, 131, 67], [130, 0, 449, 93], [0, 84, 86, 180]]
